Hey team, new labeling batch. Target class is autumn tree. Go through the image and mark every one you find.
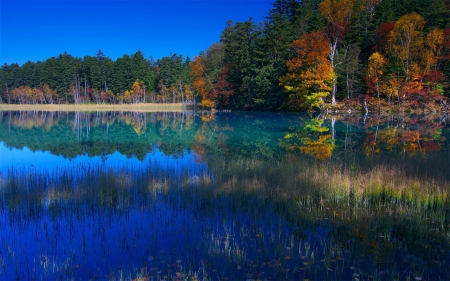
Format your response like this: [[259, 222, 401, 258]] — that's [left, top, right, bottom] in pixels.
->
[[366, 52, 387, 104], [10, 86, 36, 104], [380, 75, 402, 105], [190, 56, 215, 108], [418, 28, 446, 98], [386, 13, 447, 103], [212, 64, 234, 108], [183, 84, 194, 103], [387, 12, 426, 83], [41, 84, 58, 104], [131, 79, 146, 103], [423, 28, 445, 78], [319, 0, 356, 105], [280, 31, 335, 110]]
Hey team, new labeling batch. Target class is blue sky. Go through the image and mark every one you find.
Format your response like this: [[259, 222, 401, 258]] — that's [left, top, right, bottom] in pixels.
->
[[0, 0, 274, 66]]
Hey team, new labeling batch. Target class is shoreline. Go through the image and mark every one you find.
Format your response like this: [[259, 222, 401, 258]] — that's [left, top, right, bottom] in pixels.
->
[[0, 103, 190, 112]]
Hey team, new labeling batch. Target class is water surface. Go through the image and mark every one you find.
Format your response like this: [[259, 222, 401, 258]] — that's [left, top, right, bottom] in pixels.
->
[[0, 110, 449, 280]]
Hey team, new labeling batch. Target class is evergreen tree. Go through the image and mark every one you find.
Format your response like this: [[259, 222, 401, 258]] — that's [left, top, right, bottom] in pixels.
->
[[221, 19, 262, 109], [0, 63, 21, 103], [110, 54, 133, 94], [297, 0, 325, 32], [252, 0, 302, 110]]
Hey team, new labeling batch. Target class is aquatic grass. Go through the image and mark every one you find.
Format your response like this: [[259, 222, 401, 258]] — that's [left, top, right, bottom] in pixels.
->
[[247, 155, 450, 213], [2, 153, 450, 280], [202, 154, 450, 279]]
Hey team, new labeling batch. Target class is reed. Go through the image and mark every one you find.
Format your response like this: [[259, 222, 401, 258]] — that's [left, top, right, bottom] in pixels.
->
[[1, 152, 449, 280], [202, 154, 450, 280]]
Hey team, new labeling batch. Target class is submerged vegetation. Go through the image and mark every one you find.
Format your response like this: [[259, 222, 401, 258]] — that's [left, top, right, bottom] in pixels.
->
[[1, 155, 449, 280], [213, 156, 450, 279]]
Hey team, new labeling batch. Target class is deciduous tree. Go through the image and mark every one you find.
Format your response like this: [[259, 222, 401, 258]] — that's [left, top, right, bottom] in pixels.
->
[[212, 65, 234, 107], [190, 56, 214, 108], [366, 52, 387, 102], [387, 12, 426, 82], [319, 0, 356, 105], [280, 31, 334, 110], [132, 79, 146, 103]]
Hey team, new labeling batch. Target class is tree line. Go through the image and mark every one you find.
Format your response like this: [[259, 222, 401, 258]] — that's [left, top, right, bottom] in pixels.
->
[[1, 0, 449, 111], [0, 50, 193, 105]]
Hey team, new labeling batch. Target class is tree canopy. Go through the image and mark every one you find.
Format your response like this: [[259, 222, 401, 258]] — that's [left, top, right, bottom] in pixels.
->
[[1, 0, 449, 111]]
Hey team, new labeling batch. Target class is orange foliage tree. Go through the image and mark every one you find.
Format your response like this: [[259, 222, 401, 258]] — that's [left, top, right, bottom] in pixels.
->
[[190, 56, 215, 108], [280, 31, 335, 110], [319, 0, 355, 105], [385, 13, 447, 104], [423, 28, 445, 83]]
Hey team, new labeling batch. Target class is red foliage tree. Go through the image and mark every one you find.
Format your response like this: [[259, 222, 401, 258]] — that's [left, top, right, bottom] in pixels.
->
[[373, 22, 395, 52], [212, 64, 234, 107]]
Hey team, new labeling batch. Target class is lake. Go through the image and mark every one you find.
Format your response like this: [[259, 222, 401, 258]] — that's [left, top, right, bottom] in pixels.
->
[[0, 110, 449, 280]]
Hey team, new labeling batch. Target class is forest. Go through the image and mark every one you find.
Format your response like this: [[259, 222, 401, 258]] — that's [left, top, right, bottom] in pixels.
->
[[0, 0, 449, 111]]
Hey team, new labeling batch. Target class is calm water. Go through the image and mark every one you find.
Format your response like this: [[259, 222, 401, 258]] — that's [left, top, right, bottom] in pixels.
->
[[0, 110, 449, 280]]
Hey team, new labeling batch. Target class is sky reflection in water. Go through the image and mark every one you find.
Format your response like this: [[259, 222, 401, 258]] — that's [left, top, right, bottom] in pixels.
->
[[0, 141, 204, 177], [0, 111, 449, 280]]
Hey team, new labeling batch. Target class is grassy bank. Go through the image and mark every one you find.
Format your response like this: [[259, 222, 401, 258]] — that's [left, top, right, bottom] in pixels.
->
[[0, 103, 189, 112]]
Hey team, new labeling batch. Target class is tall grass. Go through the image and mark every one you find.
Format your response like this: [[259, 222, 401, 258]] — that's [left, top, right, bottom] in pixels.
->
[[204, 154, 450, 280], [1, 153, 449, 280]]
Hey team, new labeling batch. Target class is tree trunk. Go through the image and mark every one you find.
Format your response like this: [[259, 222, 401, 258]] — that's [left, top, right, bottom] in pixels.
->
[[329, 38, 338, 106]]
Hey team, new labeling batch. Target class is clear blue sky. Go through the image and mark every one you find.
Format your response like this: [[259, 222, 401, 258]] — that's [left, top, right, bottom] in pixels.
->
[[0, 0, 274, 66]]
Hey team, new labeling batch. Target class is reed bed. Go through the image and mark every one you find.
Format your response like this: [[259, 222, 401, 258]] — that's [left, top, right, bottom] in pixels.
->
[[1, 153, 449, 280], [203, 155, 450, 280]]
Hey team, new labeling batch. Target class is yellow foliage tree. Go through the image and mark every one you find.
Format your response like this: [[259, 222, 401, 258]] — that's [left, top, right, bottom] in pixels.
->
[[380, 75, 402, 104], [366, 52, 387, 103], [387, 12, 425, 82], [422, 28, 444, 77], [183, 84, 194, 103], [132, 79, 145, 103], [387, 14, 446, 103], [280, 31, 334, 110]]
